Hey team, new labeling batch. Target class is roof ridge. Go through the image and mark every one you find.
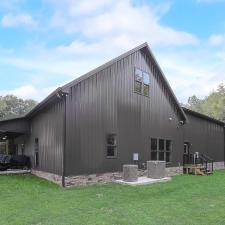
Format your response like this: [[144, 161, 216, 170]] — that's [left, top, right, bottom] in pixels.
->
[[61, 42, 148, 90], [22, 42, 148, 119], [1, 42, 187, 122]]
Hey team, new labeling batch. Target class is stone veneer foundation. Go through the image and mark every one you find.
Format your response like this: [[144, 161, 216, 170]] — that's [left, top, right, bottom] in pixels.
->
[[32, 162, 225, 187], [213, 161, 225, 170]]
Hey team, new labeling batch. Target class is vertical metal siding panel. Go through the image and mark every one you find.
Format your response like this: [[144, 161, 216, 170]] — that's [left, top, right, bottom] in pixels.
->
[[184, 112, 224, 162], [66, 49, 186, 175], [26, 101, 64, 175]]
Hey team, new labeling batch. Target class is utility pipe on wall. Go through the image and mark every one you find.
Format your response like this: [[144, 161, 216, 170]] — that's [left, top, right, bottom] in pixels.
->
[[56, 89, 69, 187]]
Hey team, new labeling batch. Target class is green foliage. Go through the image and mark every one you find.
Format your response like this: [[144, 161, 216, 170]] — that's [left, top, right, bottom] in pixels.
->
[[0, 95, 37, 121], [184, 83, 225, 122], [1, 171, 225, 225]]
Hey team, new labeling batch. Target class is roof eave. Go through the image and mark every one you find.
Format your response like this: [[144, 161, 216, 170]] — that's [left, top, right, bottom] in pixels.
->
[[183, 107, 225, 126], [144, 44, 188, 123], [25, 87, 63, 118]]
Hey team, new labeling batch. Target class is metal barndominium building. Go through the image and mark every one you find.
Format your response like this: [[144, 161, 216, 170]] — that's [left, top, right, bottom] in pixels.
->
[[0, 43, 224, 182]]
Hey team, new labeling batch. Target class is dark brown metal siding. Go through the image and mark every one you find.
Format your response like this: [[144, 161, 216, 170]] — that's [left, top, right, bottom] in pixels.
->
[[65, 49, 184, 176], [184, 112, 225, 162], [25, 101, 64, 175]]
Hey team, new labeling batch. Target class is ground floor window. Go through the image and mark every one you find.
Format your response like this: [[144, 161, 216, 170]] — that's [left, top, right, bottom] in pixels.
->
[[106, 134, 117, 158], [34, 138, 39, 167], [150, 138, 172, 163]]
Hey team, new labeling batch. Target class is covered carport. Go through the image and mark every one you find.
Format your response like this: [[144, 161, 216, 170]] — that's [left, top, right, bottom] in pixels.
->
[[0, 117, 29, 155]]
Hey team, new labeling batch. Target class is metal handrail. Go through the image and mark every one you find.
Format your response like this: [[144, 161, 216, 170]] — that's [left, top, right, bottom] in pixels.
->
[[200, 153, 214, 172], [201, 153, 213, 162], [183, 152, 214, 174]]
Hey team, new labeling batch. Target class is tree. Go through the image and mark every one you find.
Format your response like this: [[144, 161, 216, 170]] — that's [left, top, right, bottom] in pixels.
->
[[183, 83, 225, 123], [186, 95, 203, 112], [0, 95, 37, 120]]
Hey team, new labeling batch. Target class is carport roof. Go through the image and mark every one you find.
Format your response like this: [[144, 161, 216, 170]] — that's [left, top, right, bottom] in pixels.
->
[[0, 131, 25, 140]]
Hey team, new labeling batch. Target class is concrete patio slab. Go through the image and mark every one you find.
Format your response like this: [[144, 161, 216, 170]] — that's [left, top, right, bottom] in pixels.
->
[[0, 169, 31, 175], [114, 176, 171, 186]]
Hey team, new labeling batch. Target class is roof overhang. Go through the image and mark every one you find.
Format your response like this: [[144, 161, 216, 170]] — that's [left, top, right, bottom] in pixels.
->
[[25, 88, 68, 118], [142, 45, 187, 123], [0, 118, 29, 136], [0, 130, 25, 141], [183, 107, 225, 127]]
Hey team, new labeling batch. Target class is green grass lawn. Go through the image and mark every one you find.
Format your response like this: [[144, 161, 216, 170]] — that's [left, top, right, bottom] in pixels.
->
[[1, 171, 225, 225]]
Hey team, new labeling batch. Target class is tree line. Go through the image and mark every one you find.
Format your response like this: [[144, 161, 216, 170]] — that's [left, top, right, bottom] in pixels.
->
[[183, 83, 225, 123], [0, 95, 37, 121], [0, 83, 224, 122]]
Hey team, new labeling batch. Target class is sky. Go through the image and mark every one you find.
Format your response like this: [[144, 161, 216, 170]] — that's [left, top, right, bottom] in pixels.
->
[[0, 0, 225, 103]]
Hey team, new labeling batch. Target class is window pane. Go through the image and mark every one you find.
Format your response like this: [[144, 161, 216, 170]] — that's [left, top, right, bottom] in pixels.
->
[[107, 134, 116, 145], [151, 138, 157, 151], [35, 138, 39, 152], [166, 152, 171, 162], [159, 139, 164, 151], [135, 81, 142, 94], [135, 68, 143, 82], [107, 146, 116, 157], [184, 144, 188, 154], [151, 152, 157, 160], [159, 152, 164, 161], [166, 140, 172, 151], [143, 84, 149, 96], [143, 72, 150, 84]]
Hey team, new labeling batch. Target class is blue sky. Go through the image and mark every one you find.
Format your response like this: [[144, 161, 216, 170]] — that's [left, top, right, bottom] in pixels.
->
[[0, 0, 225, 102]]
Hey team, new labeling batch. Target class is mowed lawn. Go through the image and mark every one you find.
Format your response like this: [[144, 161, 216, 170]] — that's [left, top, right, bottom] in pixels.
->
[[1, 171, 225, 225]]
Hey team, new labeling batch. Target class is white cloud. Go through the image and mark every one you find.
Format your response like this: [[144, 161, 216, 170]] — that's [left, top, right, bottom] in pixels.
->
[[208, 34, 225, 46], [45, 0, 223, 102], [66, 0, 114, 16], [49, 0, 198, 47], [1, 13, 36, 28], [0, 85, 57, 101], [156, 48, 225, 102], [48, 0, 114, 16], [0, 0, 223, 103]]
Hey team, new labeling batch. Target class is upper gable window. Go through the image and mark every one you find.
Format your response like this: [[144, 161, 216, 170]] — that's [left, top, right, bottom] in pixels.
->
[[143, 72, 150, 84], [134, 68, 150, 97]]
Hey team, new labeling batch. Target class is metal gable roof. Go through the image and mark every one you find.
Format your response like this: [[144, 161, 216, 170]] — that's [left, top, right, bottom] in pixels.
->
[[0, 42, 187, 122], [61, 42, 149, 91], [183, 107, 225, 126], [143, 44, 187, 122], [60, 42, 187, 122]]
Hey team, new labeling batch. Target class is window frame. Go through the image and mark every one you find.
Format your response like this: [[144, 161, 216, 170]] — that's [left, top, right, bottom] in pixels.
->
[[134, 67, 150, 97], [150, 137, 172, 164], [150, 138, 158, 161], [106, 134, 117, 159], [165, 139, 172, 163]]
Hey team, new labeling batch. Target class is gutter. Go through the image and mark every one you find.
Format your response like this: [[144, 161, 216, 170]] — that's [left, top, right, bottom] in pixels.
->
[[55, 89, 69, 187]]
